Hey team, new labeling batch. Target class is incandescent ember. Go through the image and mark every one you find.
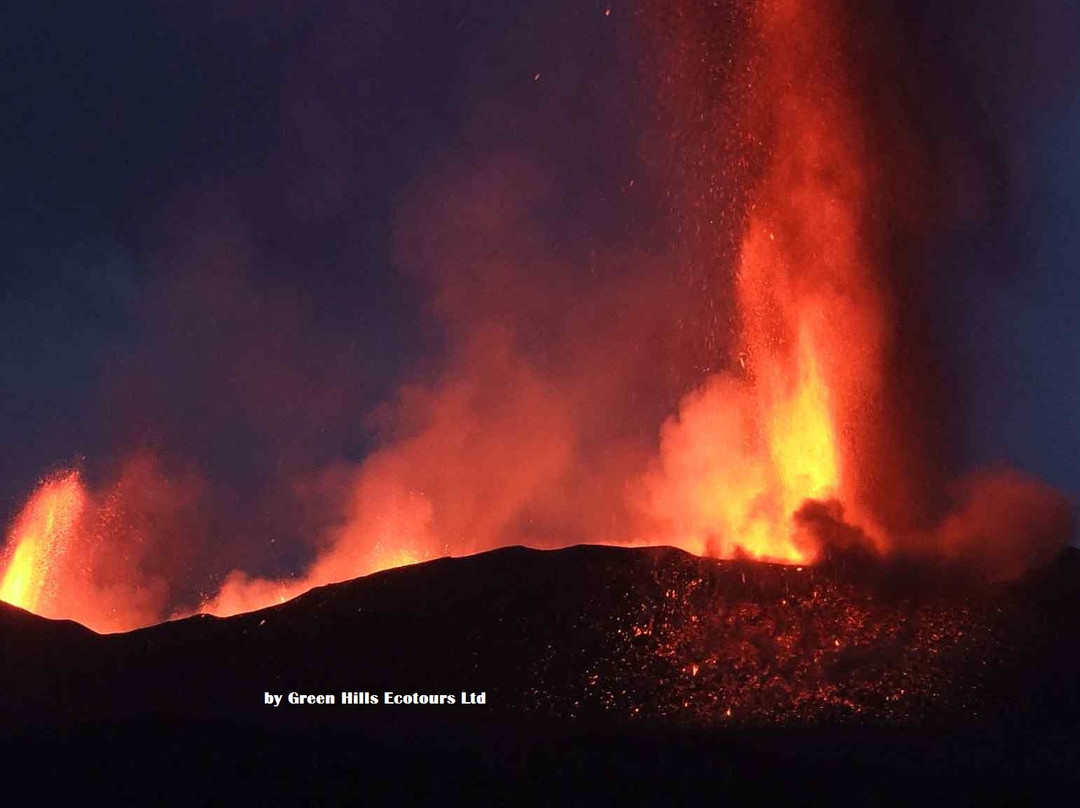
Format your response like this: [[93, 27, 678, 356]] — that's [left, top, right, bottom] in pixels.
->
[[521, 547, 1021, 726], [2, 543, 1075, 743]]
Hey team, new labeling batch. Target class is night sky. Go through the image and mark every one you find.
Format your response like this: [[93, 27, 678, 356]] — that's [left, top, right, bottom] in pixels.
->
[[3, 0, 1078, 591]]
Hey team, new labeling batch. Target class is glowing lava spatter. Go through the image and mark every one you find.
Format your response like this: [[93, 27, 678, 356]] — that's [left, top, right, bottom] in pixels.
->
[[733, 0, 890, 556], [733, 0, 879, 549], [0, 471, 86, 615], [0, 458, 211, 632], [644, 0, 885, 564]]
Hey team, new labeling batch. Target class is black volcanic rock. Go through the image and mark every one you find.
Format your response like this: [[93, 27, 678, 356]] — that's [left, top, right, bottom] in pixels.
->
[[3, 545, 1080, 799]]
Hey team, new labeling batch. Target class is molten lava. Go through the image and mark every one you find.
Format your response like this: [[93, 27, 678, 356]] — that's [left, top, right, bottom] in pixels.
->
[[643, 0, 885, 564], [0, 456, 211, 632], [0, 471, 86, 616]]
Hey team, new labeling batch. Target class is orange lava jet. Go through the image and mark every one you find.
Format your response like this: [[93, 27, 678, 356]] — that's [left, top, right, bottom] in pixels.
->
[[642, 0, 885, 564], [0, 471, 86, 616], [0, 456, 207, 632]]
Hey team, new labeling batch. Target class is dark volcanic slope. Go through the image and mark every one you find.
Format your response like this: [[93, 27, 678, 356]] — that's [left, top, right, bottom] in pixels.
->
[[3, 545, 1080, 796], [4, 544, 1080, 726]]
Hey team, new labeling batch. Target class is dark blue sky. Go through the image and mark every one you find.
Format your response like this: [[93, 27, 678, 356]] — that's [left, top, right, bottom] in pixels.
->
[[2, 0, 1077, 566], [939, 1, 1080, 524]]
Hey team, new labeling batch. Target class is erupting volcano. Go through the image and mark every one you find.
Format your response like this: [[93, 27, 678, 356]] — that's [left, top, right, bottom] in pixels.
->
[[0, 0, 1073, 646], [3, 3, 1080, 795]]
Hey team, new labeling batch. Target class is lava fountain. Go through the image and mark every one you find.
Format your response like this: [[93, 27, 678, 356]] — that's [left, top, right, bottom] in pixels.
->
[[0, 456, 205, 632], [642, 0, 887, 563], [0, 471, 86, 615]]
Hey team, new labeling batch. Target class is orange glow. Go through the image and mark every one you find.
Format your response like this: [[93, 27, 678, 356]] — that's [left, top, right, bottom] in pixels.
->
[[0, 471, 86, 614], [199, 540, 433, 619], [0, 457, 205, 633], [642, 0, 884, 563], [198, 481, 439, 618], [732, 0, 888, 555], [197, 546, 431, 620]]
